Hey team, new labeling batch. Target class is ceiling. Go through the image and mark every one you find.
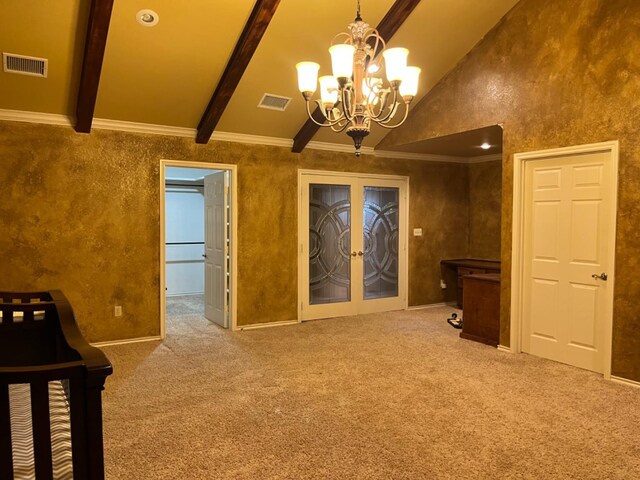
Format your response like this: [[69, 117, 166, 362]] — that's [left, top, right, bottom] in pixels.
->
[[386, 125, 504, 157], [0, 0, 518, 151]]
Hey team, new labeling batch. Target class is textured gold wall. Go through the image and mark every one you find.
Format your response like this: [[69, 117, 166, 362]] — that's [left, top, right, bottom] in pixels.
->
[[378, 0, 640, 380], [468, 161, 502, 260], [0, 121, 469, 341]]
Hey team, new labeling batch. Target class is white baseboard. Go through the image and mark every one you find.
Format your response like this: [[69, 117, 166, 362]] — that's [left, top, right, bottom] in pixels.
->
[[0, 108, 73, 126], [91, 335, 162, 348], [497, 345, 511, 353], [610, 375, 640, 389], [407, 302, 458, 311], [238, 319, 299, 331], [166, 292, 204, 297]]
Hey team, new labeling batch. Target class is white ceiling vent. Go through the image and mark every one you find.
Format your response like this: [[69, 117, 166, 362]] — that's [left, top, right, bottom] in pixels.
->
[[2, 53, 48, 78], [257, 93, 291, 111]]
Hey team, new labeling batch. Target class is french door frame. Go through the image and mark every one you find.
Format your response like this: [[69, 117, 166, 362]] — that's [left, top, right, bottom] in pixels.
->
[[297, 169, 409, 322], [509, 141, 618, 379]]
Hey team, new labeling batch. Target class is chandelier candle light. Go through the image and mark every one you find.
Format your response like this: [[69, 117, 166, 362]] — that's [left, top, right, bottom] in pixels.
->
[[296, 1, 421, 156]]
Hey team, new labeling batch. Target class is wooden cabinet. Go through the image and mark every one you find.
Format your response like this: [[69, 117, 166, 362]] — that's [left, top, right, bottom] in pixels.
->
[[440, 259, 501, 308], [460, 274, 500, 346]]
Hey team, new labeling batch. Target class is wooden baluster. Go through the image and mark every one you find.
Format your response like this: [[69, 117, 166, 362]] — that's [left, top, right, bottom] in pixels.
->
[[69, 376, 88, 479], [31, 381, 53, 480], [0, 383, 14, 479]]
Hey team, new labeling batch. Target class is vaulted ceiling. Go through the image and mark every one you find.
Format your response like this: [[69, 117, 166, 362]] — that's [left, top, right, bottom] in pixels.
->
[[0, 0, 518, 151]]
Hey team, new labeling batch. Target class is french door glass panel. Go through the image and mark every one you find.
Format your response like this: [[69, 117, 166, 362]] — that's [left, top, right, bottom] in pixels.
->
[[301, 173, 406, 321], [309, 184, 351, 305], [363, 186, 399, 300]]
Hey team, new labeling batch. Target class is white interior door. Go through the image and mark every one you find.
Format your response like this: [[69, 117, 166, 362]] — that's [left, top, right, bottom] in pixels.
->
[[300, 172, 407, 321], [204, 172, 228, 327], [522, 151, 614, 373]]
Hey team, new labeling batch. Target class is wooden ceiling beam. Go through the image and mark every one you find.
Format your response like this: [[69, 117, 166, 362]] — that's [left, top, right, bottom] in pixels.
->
[[75, 0, 114, 133], [291, 0, 421, 153], [196, 0, 282, 144]]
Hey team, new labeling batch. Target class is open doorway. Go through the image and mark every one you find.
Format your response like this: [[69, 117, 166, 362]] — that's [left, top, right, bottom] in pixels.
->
[[386, 125, 503, 345], [160, 160, 238, 337]]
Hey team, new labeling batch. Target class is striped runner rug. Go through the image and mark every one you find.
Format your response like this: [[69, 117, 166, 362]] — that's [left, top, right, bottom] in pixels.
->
[[9, 381, 74, 480]]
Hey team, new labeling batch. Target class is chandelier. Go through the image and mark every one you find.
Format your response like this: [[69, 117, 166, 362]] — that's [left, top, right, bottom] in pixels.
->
[[296, 1, 420, 156]]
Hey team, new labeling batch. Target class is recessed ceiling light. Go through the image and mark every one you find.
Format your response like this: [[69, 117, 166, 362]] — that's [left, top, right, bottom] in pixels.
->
[[137, 9, 159, 27], [480, 142, 491, 150]]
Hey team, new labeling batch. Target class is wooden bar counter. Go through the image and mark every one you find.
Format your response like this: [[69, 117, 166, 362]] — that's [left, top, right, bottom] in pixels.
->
[[460, 273, 500, 346]]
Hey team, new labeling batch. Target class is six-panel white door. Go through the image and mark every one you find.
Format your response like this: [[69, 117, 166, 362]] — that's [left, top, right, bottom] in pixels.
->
[[204, 171, 228, 328], [522, 152, 613, 373]]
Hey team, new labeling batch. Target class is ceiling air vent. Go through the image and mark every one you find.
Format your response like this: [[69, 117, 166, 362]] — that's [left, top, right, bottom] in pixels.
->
[[257, 93, 291, 111], [2, 53, 48, 78]]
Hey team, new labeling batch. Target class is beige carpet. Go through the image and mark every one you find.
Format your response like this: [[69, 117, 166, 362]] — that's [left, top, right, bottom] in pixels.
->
[[166, 294, 205, 317], [101, 308, 640, 479]]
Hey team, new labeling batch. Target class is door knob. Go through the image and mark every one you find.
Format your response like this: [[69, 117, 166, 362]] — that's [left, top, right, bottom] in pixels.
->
[[591, 272, 608, 281], [351, 252, 357, 257], [202, 254, 208, 258], [357, 251, 364, 256]]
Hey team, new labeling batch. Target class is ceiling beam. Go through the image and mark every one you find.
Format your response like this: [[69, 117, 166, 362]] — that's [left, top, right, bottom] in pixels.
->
[[291, 0, 421, 153], [75, 0, 114, 133], [196, 0, 282, 144]]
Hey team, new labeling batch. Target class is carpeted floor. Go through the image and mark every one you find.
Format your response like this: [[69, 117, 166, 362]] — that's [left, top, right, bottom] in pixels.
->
[[166, 294, 205, 317], [101, 307, 640, 479]]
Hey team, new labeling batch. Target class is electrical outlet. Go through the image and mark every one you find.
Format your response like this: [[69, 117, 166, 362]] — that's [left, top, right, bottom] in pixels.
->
[[114, 305, 123, 317], [440, 280, 447, 289]]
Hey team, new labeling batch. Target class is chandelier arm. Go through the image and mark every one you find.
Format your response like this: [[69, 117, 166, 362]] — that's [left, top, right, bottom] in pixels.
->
[[305, 101, 345, 127], [365, 30, 385, 55], [330, 119, 351, 133], [371, 89, 400, 124], [365, 92, 389, 120], [375, 102, 410, 129], [331, 32, 353, 46]]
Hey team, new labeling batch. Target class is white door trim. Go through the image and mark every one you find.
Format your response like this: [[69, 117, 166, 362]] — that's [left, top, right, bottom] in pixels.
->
[[510, 141, 619, 379], [160, 160, 238, 337], [297, 169, 410, 322]]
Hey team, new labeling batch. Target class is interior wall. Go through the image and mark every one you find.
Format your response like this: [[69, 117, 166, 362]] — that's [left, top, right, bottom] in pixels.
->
[[0, 121, 468, 342], [165, 187, 205, 296], [377, 0, 640, 381], [467, 160, 502, 260]]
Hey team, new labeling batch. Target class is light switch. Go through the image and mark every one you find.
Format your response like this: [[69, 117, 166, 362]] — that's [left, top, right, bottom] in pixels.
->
[[413, 228, 423, 237]]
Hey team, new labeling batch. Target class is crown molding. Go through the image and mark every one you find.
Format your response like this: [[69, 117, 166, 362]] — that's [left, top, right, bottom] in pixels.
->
[[374, 149, 503, 164], [467, 153, 503, 164], [210, 130, 291, 148], [92, 118, 197, 137], [0, 108, 502, 163], [307, 140, 375, 156], [0, 108, 73, 126], [374, 149, 468, 163]]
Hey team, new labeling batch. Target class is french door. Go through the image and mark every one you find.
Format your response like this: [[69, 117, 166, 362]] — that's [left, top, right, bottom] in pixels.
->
[[299, 171, 408, 321]]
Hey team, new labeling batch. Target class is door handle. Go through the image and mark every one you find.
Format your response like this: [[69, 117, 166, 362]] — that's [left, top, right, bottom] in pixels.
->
[[591, 273, 608, 281], [202, 254, 208, 259], [351, 252, 357, 257], [357, 251, 364, 256]]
